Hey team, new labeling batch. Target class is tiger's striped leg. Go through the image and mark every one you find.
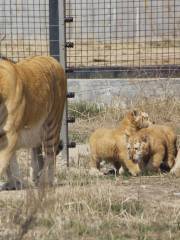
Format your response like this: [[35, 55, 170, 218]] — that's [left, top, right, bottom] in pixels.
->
[[5, 154, 23, 190], [0, 133, 18, 190], [0, 155, 18, 191], [38, 123, 60, 186], [31, 146, 44, 185], [38, 146, 56, 186]]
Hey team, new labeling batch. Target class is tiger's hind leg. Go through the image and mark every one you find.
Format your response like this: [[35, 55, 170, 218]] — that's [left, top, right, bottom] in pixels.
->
[[0, 133, 19, 190], [3, 154, 23, 190], [37, 146, 56, 187], [38, 119, 61, 187], [31, 146, 44, 185]]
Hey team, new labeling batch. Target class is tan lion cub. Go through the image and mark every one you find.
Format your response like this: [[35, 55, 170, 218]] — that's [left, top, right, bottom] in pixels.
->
[[126, 125, 177, 173], [89, 110, 153, 176]]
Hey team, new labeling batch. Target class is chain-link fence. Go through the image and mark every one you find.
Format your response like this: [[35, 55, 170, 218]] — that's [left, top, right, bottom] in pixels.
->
[[66, 0, 180, 78], [1, 1, 179, 77], [0, 0, 51, 61]]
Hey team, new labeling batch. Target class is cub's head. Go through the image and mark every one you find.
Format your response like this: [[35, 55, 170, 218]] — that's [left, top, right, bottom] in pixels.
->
[[126, 134, 150, 164], [126, 110, 153, 130]]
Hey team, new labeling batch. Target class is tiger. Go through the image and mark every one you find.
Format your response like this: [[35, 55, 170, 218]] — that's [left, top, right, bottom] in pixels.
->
[[89, 110, 153, 176], [0, 56, 67, 190], [126, 125, 177, 173]]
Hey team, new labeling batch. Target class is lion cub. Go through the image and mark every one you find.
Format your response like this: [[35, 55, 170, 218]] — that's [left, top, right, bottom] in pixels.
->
[[126, 125, 177, 173], [89, 110, 152, 176]]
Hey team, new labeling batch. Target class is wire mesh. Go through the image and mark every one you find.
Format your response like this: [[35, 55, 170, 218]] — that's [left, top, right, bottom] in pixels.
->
[[1, 1, 179, 77], [0, 0, 50, 62], [66, 0, 180, 77]]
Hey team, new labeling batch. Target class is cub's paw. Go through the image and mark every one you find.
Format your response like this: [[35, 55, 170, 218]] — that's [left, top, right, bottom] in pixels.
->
[[129, 168, 141, 177]]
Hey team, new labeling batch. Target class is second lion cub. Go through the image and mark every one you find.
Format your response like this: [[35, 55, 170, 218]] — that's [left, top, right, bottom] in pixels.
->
[[126, 125, 177, 173]]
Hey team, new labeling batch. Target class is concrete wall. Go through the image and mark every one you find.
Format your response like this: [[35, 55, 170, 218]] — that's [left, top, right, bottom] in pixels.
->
[[68, 78, 180, 105], [66, 0, 180, 41], [0, 0, 49, 39], [0, 0, 179, 42]]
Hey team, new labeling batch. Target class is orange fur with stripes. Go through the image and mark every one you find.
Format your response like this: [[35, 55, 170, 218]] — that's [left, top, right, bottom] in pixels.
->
[[126, 125, 177, 173], [0, 56, 66, 189]]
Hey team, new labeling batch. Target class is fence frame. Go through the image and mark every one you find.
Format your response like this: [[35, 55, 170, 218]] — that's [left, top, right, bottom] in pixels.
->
[[65, 0, 180, 79], [49, 0, 70, 165]]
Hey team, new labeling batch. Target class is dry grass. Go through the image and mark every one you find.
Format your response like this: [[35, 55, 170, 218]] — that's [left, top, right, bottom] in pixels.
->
[[1, 39, 180, 67], [67, 40, 180, 67], [69, 96, 180, 144], [0, 39, 49, 61], [1, 172, 180, 240]]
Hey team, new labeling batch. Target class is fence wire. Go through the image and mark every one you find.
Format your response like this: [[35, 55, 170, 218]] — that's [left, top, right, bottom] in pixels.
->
[[0, 0, 50, 61], [0, 1, 179, 77], [66, 0, 180, 77]]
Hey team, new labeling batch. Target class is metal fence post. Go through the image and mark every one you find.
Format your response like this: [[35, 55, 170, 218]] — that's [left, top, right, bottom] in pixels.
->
[[49, 0, 60, 61], [49, 0, 69, 164], [58, 0, 69, 165]]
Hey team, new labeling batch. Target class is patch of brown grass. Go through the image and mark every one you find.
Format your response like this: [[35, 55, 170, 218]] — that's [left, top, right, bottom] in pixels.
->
[[1, 173, 180, 240], [69, 96, 180, 144]]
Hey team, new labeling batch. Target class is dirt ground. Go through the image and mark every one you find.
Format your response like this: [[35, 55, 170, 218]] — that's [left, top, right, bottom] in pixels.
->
[[1, 39, 180, 68], [67, 40, 180, 67], [1, 172, 180, 207]]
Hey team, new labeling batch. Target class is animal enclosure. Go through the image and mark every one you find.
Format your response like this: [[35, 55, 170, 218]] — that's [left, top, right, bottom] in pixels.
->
[[0, 0, 180, 160], [1, 2, 180, 239]]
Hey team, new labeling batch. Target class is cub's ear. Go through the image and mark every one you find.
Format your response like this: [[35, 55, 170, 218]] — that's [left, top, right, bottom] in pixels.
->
[[141, 135, 148, 143], [131, 109, 139, 117]]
